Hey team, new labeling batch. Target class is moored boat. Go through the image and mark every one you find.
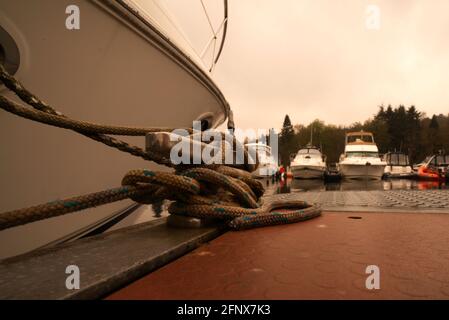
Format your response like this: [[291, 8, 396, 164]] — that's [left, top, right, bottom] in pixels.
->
[[416, 154, 449, 180], [382, 152, 414, 178], [0, 0, 230, 258], [324, 163, 341, 181], [290, 145, 326, 179], [338, 131, 386, 180]]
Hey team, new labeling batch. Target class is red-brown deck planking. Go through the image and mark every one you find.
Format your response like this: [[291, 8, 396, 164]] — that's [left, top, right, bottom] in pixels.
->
[[107, 211, 449, 299]]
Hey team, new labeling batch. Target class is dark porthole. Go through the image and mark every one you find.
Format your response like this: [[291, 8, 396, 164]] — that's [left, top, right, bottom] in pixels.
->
[[0, 26, 20, 75]]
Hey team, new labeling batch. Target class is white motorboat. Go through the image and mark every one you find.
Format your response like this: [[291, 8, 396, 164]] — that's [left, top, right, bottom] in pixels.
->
[[338, 131, 386, 180], [0, 0, 229, 258], [290, 145, 326, 179], [382, 152, 414, 178], [245, 143, 278, 178]]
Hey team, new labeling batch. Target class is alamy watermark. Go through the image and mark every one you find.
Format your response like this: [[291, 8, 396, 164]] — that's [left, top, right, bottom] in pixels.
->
[[365, 4, 381, 30], [168, 121, 279, 172], [65, 264, 80, 290], [365, 265, 380, 290], [66, 5, 80, 30]]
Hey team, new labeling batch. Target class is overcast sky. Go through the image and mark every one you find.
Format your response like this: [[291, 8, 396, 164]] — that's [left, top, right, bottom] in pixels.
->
[[164, 0, 449, 130]]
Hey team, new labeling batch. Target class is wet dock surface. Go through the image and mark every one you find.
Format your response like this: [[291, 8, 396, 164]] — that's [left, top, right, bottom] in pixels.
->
[[107, 210, 449, 299], [263, 189, 449, 212]]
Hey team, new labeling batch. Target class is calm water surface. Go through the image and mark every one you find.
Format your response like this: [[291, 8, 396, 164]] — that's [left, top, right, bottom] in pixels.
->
[[265, 178, 449, 194]]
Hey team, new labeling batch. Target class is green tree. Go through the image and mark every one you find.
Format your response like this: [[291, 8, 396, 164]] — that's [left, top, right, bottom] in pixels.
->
[[405, 106, 421, 161], [279, 115, 296, 167], [283, 106, 449, 166], [428, 115, 443, 153]]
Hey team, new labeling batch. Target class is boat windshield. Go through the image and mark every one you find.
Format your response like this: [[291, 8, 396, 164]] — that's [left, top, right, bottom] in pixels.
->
[[346, 151, 379, 158], [347, 135, 374, 143], [297, 148, 321, 156], [386, 153, 409, 166]]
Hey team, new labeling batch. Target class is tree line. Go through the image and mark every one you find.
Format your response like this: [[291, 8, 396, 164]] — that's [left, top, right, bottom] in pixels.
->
[[278, 105, 449, 167]]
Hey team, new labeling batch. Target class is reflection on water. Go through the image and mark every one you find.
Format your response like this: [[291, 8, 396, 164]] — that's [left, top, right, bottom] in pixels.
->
[[274, 178, 449, 194]]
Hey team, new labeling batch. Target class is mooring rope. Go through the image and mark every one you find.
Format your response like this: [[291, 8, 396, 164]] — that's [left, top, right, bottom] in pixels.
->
[[0, 65, 321, 231]]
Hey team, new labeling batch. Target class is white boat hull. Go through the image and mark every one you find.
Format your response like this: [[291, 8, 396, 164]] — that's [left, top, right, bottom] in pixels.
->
[[291, 165, 325, 179], [339, 163, 386, 180], [0, 0, 228, 258], [383, 166, 414, 178]]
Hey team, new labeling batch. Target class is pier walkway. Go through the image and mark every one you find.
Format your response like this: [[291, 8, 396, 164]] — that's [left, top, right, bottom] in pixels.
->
[[1, 189, 448, 299], [108, 209, 449, 299], [109, 190, 449, 300], [264, 189, 449, 213]]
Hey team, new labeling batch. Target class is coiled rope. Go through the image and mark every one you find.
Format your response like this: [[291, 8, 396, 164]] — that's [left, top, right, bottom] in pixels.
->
[[0, 65, 321, 231]]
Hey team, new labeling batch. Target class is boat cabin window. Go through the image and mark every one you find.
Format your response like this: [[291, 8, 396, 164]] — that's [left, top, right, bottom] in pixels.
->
[[347, 135, 374, 144], [297, 148, 321, 155], [346, 151, 379, 158]]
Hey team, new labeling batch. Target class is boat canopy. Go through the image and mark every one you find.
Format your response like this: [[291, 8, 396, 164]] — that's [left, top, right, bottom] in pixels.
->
[[385, 153, 410, 166]]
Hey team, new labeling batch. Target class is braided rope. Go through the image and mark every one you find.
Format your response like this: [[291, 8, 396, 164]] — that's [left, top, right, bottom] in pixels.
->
[[0, 65, 321, 231], [0, 168, 321, 231], [0, 185, 154, 231], [170, 200, 321, 230]]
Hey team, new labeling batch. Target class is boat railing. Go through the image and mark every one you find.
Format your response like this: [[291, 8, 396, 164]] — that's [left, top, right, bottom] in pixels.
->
[[161, 0, 228, 72], [124, 0, 228, 73], [199, 0, 228, 72]]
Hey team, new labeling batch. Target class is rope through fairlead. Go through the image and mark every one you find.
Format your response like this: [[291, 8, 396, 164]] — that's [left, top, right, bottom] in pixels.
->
[[0, 65, 321, 231]]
